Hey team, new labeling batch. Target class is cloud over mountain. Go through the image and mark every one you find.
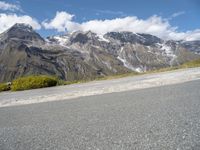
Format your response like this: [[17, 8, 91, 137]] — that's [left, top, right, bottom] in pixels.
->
[[42, 11, 76, 32], [0, 13, 41, 33], [42, 11, 200, 41]]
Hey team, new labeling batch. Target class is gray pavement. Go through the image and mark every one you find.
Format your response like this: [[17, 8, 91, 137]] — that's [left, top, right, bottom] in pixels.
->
[[0, 80, 200, 150]]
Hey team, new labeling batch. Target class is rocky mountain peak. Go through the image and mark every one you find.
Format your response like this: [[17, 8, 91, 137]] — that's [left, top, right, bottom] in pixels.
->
[[105, 31, 162, 46], [181, 40, 200, 54], [10, 23, 34, 32], [0, 23, 44, 44], [69, 31, 98, 44]]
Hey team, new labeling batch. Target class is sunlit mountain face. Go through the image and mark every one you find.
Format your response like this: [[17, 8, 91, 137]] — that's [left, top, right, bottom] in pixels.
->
[[0, 23, 199, 82]]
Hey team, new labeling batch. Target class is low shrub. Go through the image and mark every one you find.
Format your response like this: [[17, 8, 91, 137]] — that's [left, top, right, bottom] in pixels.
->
[[0, 83, 10, 92], [11, 75, 58, 91]]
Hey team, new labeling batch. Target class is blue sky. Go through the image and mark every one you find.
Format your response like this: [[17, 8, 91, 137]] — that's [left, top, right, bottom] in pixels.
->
[[0, 0, 200, 40]]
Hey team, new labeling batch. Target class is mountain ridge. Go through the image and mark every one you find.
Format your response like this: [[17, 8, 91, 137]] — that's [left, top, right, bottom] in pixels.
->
[[0, 23, 199, 82]]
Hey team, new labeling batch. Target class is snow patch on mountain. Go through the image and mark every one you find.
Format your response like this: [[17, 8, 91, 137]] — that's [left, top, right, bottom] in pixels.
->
[[117, 56, 143, 73], [97, 35, 110, 42], [157, 43, 176, 58], [53, 35, 69, 46], [117, 47, 143, 72]]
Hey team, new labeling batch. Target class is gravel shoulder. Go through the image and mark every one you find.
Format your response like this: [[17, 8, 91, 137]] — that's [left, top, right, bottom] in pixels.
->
[[0, 67, 200, 107]]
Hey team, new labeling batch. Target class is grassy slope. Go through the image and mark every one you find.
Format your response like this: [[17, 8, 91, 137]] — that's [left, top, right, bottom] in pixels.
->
[[181, 59, 200, 68], [100, 58, 200, 79]]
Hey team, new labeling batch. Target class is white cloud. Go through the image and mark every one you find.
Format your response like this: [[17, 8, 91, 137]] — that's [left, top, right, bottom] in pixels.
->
[[0, 1, 21, 11], [0, 13, 41, 33], [171, 29, 200, 41], [44, 11, 200, 41], [171, 11, 185, 18], [42, 11, 75, 32], [95, 9, 126, 16]]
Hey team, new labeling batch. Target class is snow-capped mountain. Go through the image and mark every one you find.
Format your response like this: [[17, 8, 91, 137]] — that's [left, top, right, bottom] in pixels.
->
[[48, 30, 199, 72], [0, 23, 199, 82]]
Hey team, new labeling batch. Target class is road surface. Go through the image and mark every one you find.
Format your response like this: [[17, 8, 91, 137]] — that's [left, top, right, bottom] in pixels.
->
[[0, 80, 200, 150]]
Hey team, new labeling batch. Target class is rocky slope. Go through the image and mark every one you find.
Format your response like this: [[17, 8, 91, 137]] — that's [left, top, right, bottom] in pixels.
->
[[0, 23, 199, 82]]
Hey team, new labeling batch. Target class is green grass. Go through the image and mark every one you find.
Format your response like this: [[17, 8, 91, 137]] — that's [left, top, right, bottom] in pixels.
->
[[0, 83, 10, 92], [11, 75, 59, 91]]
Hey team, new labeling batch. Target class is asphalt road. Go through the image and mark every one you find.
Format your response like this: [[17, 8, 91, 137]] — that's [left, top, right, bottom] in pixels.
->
[[0, 80, 200, 150]]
